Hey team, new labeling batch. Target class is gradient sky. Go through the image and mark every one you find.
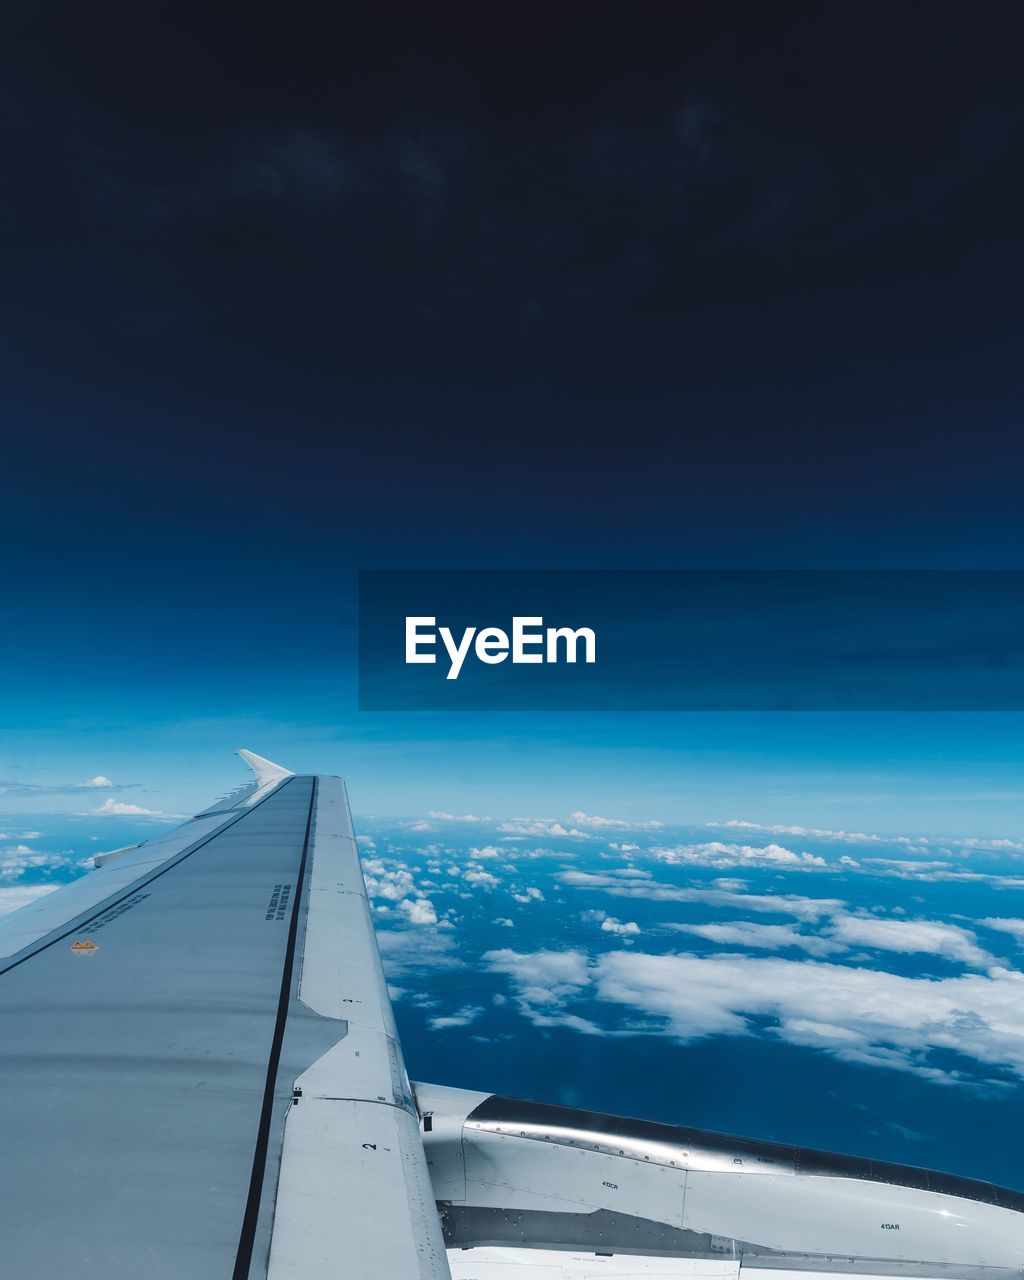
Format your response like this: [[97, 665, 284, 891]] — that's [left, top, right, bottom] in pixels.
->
[[2, 4, 1023, 829]]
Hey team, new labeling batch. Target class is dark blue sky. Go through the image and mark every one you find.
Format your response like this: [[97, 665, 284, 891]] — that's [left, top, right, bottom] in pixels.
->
[[4, 2, 1024, 572], [2, 3, 1023, 820]]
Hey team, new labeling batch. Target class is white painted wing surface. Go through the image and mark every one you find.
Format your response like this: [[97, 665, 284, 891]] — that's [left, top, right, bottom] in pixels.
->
[[266, 774, 451, 1279], [0, 753, 450, 1279]]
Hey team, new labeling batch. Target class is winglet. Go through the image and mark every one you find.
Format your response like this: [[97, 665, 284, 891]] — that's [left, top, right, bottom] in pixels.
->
[[237, 749, 294, 788]]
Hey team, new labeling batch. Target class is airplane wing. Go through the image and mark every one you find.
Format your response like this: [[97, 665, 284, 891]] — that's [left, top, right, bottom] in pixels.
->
[[2, 752, 1022, 1280], [0, 753, 449, 1280]]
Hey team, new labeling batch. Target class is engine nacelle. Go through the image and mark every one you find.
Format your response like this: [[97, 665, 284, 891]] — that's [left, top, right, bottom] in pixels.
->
[[414, 1082, 1024, 1274]]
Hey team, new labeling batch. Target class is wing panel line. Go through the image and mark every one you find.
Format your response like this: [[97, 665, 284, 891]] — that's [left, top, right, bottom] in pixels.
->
[[232, 775, 318, 1280]]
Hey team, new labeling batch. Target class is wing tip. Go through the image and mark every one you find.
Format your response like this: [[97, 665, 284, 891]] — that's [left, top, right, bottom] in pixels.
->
[[237, 749, 294, 787]]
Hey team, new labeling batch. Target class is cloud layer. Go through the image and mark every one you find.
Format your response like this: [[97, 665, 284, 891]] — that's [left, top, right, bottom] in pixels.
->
[[484, 947, 1024, 1086]]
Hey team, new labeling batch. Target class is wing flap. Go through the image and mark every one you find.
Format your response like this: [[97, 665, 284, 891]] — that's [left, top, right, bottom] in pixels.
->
[[264, 774, 450, 1277], [268, 1100, 449, 1280]]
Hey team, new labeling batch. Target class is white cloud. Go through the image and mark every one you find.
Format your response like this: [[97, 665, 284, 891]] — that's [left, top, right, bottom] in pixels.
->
[[483, 948, 603, 1033], [570, 811, 663, 830], [861, 859, 1024, 889], [866, 858, 954, 872], [398, 897, 438, 926], [958, 837, 1024, 852], [428, 811, 487, 823], [826, 914, 994, 967], [485, 947, 1024, 1085], [362, 858, 442, 926], [485, 948, 591, 998], [709, 819, 897, 844], [557, 869, 844, 921], [494, 917, 514, 928], [497, 819, 595, 839], [708, 819, 1024, 855], [0, 884, 59, 916], [429, 1005, 484, 1030], [363, 862, 418, 901], [410, 993, 440, 1009], [511, 886, 544, 904], [601, 951, 1024, 1083], [81, 775, 114, 788], [469, 845, 502, 859], [463, 867, 500, 889], [652, 841, 826, 870], [601, 917, 640, 937], [0, 845, 73, 881], [86, 799, 170, 817], [667, 910, 997, 968], [376, 929, 463, 976], [667, 920, 841, 958], [981, 918, 1024, 943]]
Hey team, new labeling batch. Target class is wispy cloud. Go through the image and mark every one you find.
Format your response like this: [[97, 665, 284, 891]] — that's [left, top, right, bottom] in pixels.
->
[[570, 811, 663, 831], [709, 819, 907, 844], [427, 811, 489, 823], [828, 914, 994, 968], [558, 868, 844, 922], [484, 947, 1024, 1086], [483, 948, 604, 1035], [0, 884, 60, 916], [667, 919, 841, 958], [0, 844, 73, 881], [709, 818, 1024, 854], [497, 818, 596, 839], [652, 841, 826, 870], [375, 928, 463, 977], [83, 798, 175, 817], [863, 859, 1024, 889], [665, 912, 1000, 968], [980, 918, 1024, 944], [429, 1004, 484, 1030], [0, 775, 141, 797]]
